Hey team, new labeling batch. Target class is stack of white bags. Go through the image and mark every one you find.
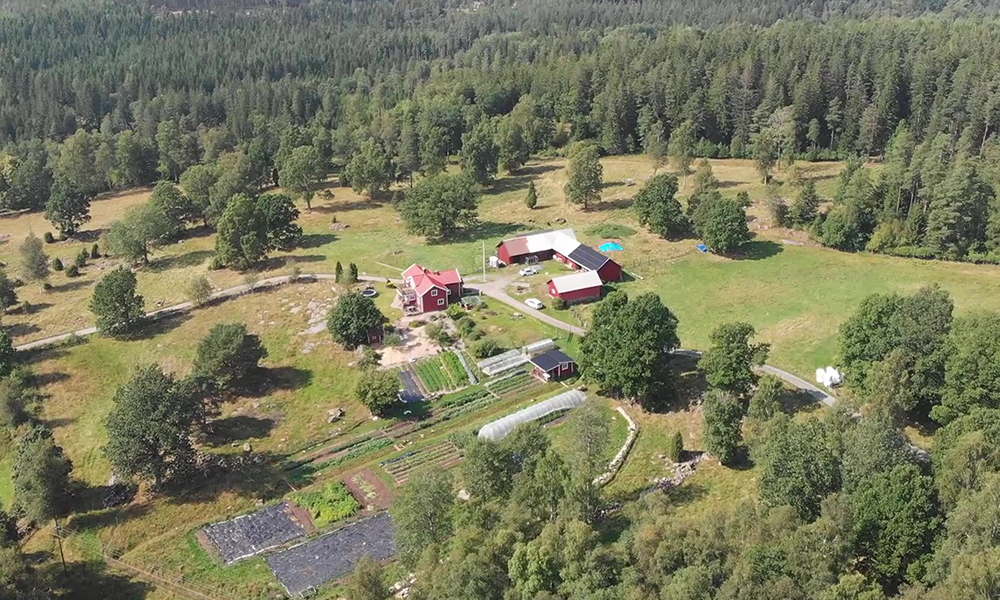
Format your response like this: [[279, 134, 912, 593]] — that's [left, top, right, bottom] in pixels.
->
[[815, 366, 844, 388]]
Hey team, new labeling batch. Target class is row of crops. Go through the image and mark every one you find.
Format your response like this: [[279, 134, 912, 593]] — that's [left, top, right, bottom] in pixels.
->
[[379, 441, 463, 485], [442, 351, 471, 385], [486, 371, 542, 398], [414, 356, 451, 393]]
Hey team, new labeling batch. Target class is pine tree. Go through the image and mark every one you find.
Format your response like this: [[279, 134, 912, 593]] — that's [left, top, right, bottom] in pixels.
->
[[525, 180, 538, 209]]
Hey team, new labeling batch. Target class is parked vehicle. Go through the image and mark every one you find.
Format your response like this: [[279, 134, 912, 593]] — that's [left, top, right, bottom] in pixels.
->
[[519, 266, 540, 276], [525, 298, 544, 309]]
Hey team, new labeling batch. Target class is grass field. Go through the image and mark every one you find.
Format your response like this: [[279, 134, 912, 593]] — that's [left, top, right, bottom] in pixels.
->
[[7, 152, 1000, 597], [545, 399, 630, 469]]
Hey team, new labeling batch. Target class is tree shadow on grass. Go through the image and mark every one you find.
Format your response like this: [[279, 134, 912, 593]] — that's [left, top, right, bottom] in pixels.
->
[[170, 453, 290, 504], [299, 233, 338, 249], [663, 354, 707, 413], [134, 311, 192, 340], [779, 388, 823, 415], [311, 198, 381, 214], [443, 221, 523, 244], [202, 416, 277, 447], [592, 197, 633, 212], [258, 254, 327, 271], [146, 249, 215, 273], [68, 502, 153, 533], [6, 321, 42, 338], [42, 559, 153, 600], [239, 366, 314, 398], [49, 279, 94, 293], [728, 240, 783, 261]]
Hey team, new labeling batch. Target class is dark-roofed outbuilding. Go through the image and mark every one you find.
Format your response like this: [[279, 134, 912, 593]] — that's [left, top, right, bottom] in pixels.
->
[[567, 244, 622, 281], [530, 349, 576, 381]]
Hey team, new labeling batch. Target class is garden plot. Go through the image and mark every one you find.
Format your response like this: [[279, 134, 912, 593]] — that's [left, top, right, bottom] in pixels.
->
[[380, 440, 463, 485], [413, 356, 456, 393], [486, 370, 543, 398], [201, 501, 309, 565], [398, 369, 424, 402], [266, 512, 397, 596]]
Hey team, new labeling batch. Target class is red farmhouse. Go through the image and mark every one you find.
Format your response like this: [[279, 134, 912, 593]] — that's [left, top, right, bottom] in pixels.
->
[[495, 229, 623, 282], [548, 271, 603, 304], [398, 264, 463, 314]]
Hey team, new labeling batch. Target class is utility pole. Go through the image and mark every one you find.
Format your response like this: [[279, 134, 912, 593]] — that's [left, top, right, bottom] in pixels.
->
[[482, 240, 487, 283], [54, 517, 67, 576]]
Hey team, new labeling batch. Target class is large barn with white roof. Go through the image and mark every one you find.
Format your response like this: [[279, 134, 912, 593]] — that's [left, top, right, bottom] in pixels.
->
[[495, 229, 623, 283]]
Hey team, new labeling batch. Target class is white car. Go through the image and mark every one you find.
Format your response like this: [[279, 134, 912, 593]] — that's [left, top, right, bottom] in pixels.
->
[[519, 266, 540, 276], [525, 298, 544, 310]]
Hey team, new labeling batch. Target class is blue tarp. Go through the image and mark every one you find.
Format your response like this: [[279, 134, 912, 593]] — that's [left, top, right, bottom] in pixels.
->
[[599, 241, 623, 252], [696, 244, 709, 253]]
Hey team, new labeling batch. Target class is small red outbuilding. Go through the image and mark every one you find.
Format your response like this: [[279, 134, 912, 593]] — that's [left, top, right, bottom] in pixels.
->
[[548, 271, 603, 304]]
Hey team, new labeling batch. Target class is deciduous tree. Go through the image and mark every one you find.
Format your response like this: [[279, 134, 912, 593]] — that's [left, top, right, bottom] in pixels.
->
[[703, 389, 744, 466], [343, 139, 393, 201], [327, 293, 386, 349], [90, 266, 145, 337], [633, 173, 687, 239], [699, 322, 770, 398], [399, 173, 480, 241], [355, 368, 399, 416], [12, 425, 72, 523], [17, 234, 48, 286], [105, 365, 199, 488], [45, 180, 91, 236], [564, 143, 603, 210], [392, 469, 454, 567], [280, 145, 327, 208], [193, 322, 268, 392]]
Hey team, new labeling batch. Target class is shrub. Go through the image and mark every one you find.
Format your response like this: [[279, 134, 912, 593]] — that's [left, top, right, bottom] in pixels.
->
[[65, 265, 79, 277], [43, 232, 55, 244], [551, 297, 568, 310], [384, 332, 403, 346], [42, 282, 52, 290], [472, 337, 505, 359], [446, 304, 465, 319], [75, 249, 88, 268], [51, 258, 63, 271], [455, 317, 476, 336], [91, 243, 100, 259], [291, 481, 361, 528], [666, 431, 684, 462], [466, 328, 485, 341], [187, 276, 213, 306], [425, 322, 453, 346]]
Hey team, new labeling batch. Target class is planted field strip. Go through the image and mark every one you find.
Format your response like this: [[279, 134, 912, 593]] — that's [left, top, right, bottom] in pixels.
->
[[380, 441, 463, 485], [442, 351, 470, 386], [414, 356, 452, 393], [486, 370, 542, 398], [461, 351, 486, 381], [399, 364, 428, 397]]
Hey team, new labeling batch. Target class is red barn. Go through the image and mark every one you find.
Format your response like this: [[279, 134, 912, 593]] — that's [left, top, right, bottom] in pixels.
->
[[398, 264, 463, 314], [495, 228, 622, 282], [548, 271, 603, 304]]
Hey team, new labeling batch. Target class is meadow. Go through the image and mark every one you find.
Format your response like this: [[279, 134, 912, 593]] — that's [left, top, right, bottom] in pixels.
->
[[6, 153, 1000, 597]]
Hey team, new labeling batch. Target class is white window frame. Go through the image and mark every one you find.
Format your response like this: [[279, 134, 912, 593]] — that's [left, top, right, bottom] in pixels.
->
[[431, 289, 438, 296], [437, 298, 445, 306]]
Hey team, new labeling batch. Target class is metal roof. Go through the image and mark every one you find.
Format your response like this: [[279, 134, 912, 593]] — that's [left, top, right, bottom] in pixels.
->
[[530, 349, 576, 372], [549, 271, 603, 294], [567, 244, 612, 271], [478, 389, 587, 442]]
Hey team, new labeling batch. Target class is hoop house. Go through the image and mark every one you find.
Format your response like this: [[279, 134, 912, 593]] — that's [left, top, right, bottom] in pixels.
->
[[478, 390, 587, 442]]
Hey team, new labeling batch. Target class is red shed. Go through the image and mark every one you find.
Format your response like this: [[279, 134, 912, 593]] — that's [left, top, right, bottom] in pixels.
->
[[548, 271, 603, 304]]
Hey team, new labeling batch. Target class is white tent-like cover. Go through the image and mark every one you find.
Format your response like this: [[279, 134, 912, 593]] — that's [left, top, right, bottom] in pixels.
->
[[478, 390, 587, 442]]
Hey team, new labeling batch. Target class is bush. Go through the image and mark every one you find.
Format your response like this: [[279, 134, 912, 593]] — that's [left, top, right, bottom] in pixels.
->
[[667, 431, 684, 462], [51, 258, 63, 271], [384, 332, 403, 346], [472, 337, 505, 359], [65, 265, 79, 277], [91, 243, 100, 259], [446, 304, 466, 319], [551, 297, 568, 310], [43, 232, 55, 244], [425, 322, 453, 346], [291, 481, 361, 528], [455, 317, 477, 336], [466, 328, 485, 341], [75, 249, 88, 268], [42, 282, 52, 290], [187, 276, 213, 306]]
